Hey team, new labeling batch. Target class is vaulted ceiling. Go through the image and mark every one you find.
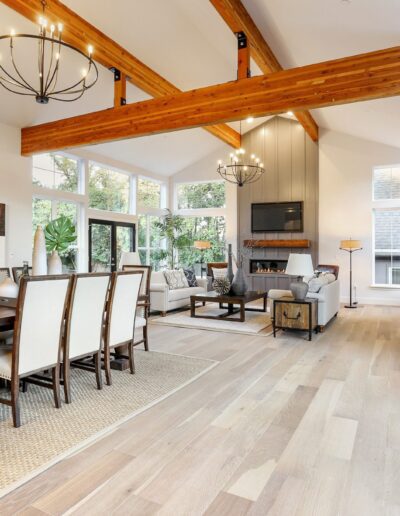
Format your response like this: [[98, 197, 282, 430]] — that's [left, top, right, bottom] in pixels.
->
[[0, 0, 399, 176]]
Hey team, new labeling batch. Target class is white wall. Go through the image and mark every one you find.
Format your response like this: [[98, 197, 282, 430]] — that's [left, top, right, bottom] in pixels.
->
[[319, 129, 400, 306], [0, 122, 32, 267], [171, 144, 238, 256]]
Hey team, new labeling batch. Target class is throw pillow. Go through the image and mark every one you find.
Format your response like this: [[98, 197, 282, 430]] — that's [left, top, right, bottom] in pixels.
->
[[183, 268, 198, 287], [308, 274, 330, 293], [163, 269, 189, 290], [212, 267, 227, 279]]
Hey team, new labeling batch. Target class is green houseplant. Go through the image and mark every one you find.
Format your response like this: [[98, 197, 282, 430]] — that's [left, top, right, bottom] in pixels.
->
[[44, 215, 77, 274], [153, 209, 190, 269]]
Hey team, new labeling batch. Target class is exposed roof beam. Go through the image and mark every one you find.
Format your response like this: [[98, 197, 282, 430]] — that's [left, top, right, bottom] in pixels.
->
[[21, 46, 400, 155], [0, 0, 240, 148], [210, 0, 319, 142]]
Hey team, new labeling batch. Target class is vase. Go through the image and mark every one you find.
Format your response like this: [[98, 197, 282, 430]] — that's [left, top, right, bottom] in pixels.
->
[[32, 225, 47, 276], [48, 250, 63, 275], [227, 244, 234, 284], [0, 276, 18, 298], [231, 266, 248, 296]]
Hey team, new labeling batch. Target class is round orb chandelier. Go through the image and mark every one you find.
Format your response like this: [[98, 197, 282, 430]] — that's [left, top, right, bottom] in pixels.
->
[[0, 0, 98, 104], [217, 122, 265, 187]]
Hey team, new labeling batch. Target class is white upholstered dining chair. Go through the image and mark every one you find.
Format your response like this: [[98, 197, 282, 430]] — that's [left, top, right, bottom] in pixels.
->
[[103, 270, 143, 386], [0, 275, 72, 427], [63, 273, 111, 404]]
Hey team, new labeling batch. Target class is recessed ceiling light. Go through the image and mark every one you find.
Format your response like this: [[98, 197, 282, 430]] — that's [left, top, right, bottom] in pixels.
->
[[287, 111, 294, 116], [246, 116, 254, 123]]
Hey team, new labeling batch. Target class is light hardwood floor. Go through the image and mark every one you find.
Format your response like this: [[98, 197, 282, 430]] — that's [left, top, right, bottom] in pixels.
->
[[1, 304, 399, 515]]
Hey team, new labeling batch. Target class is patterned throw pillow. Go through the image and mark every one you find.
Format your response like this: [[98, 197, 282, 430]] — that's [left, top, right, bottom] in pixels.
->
[[163, 269, 189, 290], [183, 268, 198, 287], [212, 267, 227, 279]]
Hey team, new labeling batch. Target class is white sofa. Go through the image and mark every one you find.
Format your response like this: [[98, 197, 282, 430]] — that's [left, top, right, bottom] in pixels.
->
[[269, 267, 340, 330], [150, 271, 208, 315]]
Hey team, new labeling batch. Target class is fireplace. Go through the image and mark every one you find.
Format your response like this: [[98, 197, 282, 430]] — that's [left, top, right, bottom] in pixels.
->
[[249, 258, 288, 275]]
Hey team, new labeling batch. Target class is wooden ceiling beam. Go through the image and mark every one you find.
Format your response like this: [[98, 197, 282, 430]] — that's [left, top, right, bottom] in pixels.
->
[[210, 0, 319, 141], [21, 46, 400, 155], [0, 0, 240, 148]]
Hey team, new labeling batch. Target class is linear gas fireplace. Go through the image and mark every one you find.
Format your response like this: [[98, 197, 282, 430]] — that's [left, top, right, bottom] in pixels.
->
[[249, 258, 288, 275]]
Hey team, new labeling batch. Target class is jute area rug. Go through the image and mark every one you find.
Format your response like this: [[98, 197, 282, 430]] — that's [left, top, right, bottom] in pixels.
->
[[152, 304, 273, 336], [0, 350, 215, 496]]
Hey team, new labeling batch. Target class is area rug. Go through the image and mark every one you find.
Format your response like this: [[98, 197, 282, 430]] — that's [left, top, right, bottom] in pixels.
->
[[0, 351, 216, 495], [152, 305, 273, 336]]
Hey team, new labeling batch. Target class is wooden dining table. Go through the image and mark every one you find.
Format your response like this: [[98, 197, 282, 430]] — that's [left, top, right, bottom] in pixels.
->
[[0, 298, 17, 329]]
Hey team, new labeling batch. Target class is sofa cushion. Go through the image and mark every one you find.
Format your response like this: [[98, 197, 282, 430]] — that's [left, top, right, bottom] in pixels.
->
[[168, 286, 204, 302], [183, 268, 198, 287], [307, 272, 336, 293], [163, 269, 189, 290]]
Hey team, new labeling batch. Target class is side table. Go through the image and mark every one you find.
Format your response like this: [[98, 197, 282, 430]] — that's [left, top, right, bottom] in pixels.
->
[[273, 297, 318, 341]]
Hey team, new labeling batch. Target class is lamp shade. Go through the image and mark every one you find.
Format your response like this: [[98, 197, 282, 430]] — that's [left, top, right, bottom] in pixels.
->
[[340, 239, 362, 250], [118, 251, 141, 270], [285, 253, 314, 277], [194, 240, 211, 250]]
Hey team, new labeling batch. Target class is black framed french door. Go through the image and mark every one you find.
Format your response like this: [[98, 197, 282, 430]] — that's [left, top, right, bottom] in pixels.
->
[[88, 219, 136, 272]]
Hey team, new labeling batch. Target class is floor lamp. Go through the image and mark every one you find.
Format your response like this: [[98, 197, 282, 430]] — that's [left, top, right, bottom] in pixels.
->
[[340, 239, 362, 309], [194, 241, 211, 277]]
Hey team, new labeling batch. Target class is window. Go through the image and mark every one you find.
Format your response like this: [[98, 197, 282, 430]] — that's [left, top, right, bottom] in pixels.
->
[[138, 215, 165, 270], [32, 198, 79, 272], [138, 178, 161, 209], [374, 166, 400, 200], [178, 216, 226, 270], [89, 163, 130, 213], [177, 181, 226, 210], [33, 153, 80, 193], [374, 209, 400, 285]]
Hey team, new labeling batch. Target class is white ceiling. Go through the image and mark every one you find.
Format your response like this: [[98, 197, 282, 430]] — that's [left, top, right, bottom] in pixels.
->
[[0, 0, 399, 175]]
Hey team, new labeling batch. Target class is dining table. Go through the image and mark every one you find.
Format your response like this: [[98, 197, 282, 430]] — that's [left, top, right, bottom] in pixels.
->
[[0, 298, 17, 329]]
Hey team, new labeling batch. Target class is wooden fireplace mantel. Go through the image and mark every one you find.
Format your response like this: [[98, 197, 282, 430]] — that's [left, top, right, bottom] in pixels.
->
[[244, 239, 311, 249]]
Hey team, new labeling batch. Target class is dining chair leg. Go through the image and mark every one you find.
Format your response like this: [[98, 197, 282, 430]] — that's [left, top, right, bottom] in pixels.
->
[[52, 367, 61, 409], [143, 325, 149, 352], [95, 352, 103, 390], [128, 341, 135, 374], [21, 379, 28, 393], [104, 345, 112, 386], [63, 359, 71, 404], [11, 377, 21, 428]]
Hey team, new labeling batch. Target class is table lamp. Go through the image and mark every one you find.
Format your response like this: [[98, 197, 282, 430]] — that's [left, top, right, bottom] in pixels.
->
[[194, 241, 211, 277], [285, 253, 314, 300], [340, 239, 362, 308]]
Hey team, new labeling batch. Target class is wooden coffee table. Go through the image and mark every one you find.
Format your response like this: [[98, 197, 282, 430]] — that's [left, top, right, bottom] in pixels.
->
[[190, 290, 267, 322]]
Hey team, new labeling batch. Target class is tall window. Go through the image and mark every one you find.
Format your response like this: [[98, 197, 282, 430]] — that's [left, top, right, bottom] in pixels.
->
[[32, 198, 79, 272], [138, 215, 164, 270], [33, 153, 80, 193], [137, 178, 161, 209], [89, 163, 130, 213], [373, 166, 400, 286], [177, 181, 225, 209]]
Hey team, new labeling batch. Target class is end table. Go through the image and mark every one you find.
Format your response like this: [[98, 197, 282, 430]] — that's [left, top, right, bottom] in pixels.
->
[[273, 297, 318, 341]]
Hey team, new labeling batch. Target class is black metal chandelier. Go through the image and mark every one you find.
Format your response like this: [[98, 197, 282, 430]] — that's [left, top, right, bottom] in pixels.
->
[[0, 1, 98, 104], [217, 121, 265, 187]]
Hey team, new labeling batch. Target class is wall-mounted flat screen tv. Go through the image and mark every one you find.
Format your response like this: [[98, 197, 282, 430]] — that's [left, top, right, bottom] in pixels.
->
[[251, 201, 303, 233]]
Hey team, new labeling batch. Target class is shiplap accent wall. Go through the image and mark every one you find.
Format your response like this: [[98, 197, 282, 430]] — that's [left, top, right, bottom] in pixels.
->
[[238, 116, 319, 291]]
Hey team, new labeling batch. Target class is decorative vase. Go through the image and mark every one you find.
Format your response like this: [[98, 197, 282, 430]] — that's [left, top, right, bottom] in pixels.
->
[[227, 244, 234, 284], [0, 276, 18, 298], [231, 266, 248, 296], [48, 250, 63, 274], [32, 225, 47, 276]]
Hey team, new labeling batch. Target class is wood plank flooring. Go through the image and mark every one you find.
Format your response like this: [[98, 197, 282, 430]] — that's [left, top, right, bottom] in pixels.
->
[[1, 304, 399, 515]]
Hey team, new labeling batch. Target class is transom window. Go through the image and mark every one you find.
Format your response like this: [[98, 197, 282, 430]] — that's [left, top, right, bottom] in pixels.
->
[[177, 181, 226, 210], [89, 163, 130, 213], [33, 153, 80, 193], [137, 178, 161, 209], [373, 166, 400, 200]]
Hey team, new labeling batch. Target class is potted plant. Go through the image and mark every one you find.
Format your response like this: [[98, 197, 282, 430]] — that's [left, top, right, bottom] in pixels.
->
[[153, 209, 190, 269], [44, 216, 77, 274]]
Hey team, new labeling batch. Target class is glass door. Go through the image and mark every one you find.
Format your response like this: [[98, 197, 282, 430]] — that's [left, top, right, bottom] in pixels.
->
[[89, 219, 135, 272]]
